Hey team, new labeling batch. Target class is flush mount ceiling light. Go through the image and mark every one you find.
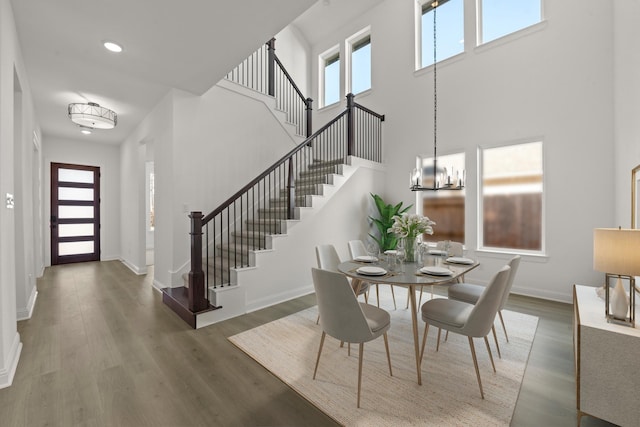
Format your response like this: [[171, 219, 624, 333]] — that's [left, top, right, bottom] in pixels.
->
[[68, 102, 117, 129], [103, 41, 123, 53]]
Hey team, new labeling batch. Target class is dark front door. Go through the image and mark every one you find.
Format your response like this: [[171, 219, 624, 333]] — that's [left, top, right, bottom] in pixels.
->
[[50, 162, 101, 265]]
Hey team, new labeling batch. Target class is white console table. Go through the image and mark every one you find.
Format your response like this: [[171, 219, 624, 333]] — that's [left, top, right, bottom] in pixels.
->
[[573, 284, 640, 426]]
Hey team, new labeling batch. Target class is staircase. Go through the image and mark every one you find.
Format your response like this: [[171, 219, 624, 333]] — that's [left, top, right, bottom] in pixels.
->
[[162, 41, 385, 329], [183, 157, 347, 289]]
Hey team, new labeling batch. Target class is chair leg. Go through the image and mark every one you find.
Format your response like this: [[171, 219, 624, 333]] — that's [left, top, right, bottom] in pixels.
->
[[383, 332, 393, 376], [313, 332, 326, 380], [418, 286, 424, 307], [390, 285, 397, 310], [357, 342, 364, 408], [436, 328, 441, 352], [376, 284, 380, 308], [405, 288, 410, 309], [492, 325, 501, 359], [316, 314, 320, 325], [468, 337, 484, 399], [445, 330, 449, 342], [484, 336, 496, 373], [348, 342, 351, 356], [420, 323, 430, 364], [498, 310, 509, 342]]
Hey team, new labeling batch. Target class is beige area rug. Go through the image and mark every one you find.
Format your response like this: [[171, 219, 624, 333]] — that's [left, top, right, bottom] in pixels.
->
[[229, 290, 538, 426]]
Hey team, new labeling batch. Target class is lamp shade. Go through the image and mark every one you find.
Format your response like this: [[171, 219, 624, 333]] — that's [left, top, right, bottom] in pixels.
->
[[593, 228, 640, 276], [68, 102, 117, 129]]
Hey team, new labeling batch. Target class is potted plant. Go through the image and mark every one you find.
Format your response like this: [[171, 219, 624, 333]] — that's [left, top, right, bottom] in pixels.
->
[[368, 193, 412, 252]]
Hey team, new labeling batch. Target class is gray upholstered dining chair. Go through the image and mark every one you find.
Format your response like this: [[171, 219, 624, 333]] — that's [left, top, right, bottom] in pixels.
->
[[311, 267, 393, 408], [420, 265, 511, 399], [348, 239, 396, 309], [316, 244, 369, 301], [447, 255, 521, 358]]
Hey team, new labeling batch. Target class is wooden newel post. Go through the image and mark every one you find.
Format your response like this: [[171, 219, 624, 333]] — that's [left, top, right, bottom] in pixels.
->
[[305, 97, 313, 138], [346, 93, 355, 156], [188, 211, 208, 312], [287, 158, 295, 220], [267, 38, 276, 97]]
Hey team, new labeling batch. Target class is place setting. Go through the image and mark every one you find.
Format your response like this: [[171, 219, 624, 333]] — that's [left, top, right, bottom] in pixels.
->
[[416, 265, 454, 277], [444, 256, 475, 265]]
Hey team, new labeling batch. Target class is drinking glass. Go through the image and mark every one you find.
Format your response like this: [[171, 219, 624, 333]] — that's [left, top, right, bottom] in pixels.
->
[[396, 248, 406, 271], [366, 242, 378, 260]]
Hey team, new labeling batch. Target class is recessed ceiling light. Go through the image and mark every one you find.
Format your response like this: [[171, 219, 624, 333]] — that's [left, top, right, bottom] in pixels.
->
[[103, 41, 123, 53]]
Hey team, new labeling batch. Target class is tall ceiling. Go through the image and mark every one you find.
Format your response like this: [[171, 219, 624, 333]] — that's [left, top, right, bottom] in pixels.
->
[[10, 0, 386, 146], [10, 0, 316, 145]]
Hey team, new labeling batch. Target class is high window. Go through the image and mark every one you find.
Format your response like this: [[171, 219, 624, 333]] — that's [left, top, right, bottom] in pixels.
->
[[479, 141, 544, 252], [419, 0, 464, 69], [417, 152, 466, 244], [478, 0, 542, 44], [320, 48, 340, 107], [348, 32, 371, 95]]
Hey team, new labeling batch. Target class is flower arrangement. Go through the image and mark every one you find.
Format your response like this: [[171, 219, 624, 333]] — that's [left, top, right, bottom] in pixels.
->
[[388, 213, 435, 262]]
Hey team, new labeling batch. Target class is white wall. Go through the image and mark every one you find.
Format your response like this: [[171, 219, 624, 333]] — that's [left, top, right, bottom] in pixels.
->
[[305, 0, 616, 302], [43, 138, 121, 265], [613, 1, 640, 228], [121, 92, 173, 281], [0, 0, 42, 388], [274, 25, 312, 99], [120, 83, 302, 289]]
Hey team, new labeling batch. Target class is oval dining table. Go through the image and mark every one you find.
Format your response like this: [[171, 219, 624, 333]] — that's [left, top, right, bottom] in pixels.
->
[[338, 256, 480, 385]]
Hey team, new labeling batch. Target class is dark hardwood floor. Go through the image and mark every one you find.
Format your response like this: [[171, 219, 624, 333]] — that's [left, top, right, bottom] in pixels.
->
[[0, 261, 614, 426]]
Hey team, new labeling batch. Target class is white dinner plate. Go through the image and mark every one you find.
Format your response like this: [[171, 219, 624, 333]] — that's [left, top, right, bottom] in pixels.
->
[[428, 249, 448, 256], [354, 255, 378, 263], [446, 257, 474, 265], [384, 250, 397, 255], [420, 266, 453, 276], [356, 266, 387, 276]]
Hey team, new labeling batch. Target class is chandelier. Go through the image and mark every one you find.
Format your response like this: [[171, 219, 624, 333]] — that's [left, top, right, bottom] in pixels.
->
[[410, 0, 464, 191], [68, 102, 117, 130]]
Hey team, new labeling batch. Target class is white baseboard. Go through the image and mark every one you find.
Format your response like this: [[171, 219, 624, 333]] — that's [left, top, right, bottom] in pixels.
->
[[152, 279, 166, 291], [119, 258, 147, 275], [0, 333, 22, 389], [511, 285, 572, 304], [246, 284, 315, 314], [16, 287, 38, 321]]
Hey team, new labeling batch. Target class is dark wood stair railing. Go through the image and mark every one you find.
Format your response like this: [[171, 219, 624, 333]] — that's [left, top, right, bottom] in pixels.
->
[[165, 94, 385, 326], [227, 38, 313, 137]]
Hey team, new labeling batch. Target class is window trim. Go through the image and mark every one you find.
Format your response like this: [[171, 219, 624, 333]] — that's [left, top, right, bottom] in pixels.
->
[[477, 139, 546, 256], [476, 0, 544, 46], [346, 27, 372, 96], [319, 45, 341, 108]]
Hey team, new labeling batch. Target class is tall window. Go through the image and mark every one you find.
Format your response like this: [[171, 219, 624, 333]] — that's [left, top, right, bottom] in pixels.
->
[[320, 49, 340, 107], [418, 152, 465, 244], [420, 0, 464, 69], [480, 141, 543, 252], [349, 34, 371, 95], [479, 0, 542, 44]]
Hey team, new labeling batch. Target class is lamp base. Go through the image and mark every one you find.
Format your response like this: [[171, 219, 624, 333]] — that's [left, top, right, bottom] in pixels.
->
[[604, 274, 636, 327]]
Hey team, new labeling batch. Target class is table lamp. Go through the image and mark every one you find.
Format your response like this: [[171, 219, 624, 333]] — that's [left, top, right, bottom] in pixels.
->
[[593, 228, 640, 327]]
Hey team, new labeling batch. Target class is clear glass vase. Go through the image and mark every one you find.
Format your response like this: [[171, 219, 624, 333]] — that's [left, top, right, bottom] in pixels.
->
[[403, 236, 417, 263]]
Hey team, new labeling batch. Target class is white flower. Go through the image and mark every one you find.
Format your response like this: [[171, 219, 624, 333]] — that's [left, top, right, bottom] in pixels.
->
[[387, 213, 435, 239]]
